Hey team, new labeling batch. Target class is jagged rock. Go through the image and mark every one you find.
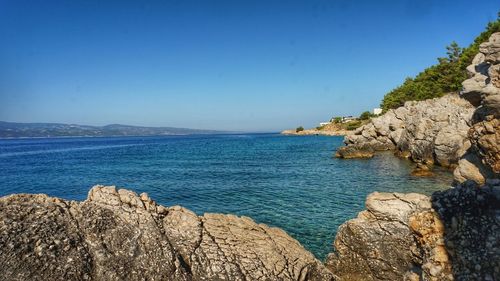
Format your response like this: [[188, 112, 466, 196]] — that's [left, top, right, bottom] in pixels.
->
[[453, 152, 493, 185], [456, 32, 500, 183], [338, 94, 474, 166], [324, 192, 453, 281], [411, 163, 434, 177], [469, 118, 500, 174], [409, 210, 453, 281], [0, 185, 337, 281], [432, 180, 500, 280], [325, 180, 500, 281], [335, 144, 374, 159]]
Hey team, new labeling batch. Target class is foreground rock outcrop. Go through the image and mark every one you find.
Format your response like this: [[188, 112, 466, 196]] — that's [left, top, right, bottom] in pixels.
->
[[454, 32, 500, 184], [432, 180, 500, 280], [325, 192, 453, 281], [0, 185, 336, 281], [336, 94, 474, 168], [325, 180, 500, 281]]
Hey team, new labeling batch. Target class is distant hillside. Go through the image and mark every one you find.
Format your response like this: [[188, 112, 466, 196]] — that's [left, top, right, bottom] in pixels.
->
[[0, 121, 223, 138]]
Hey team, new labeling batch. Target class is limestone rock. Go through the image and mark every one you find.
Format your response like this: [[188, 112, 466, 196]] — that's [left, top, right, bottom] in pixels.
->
[[324, 192, 450, 281], [325, 180, 499, 281], [0, 185, 337, 281], [432, 180, 500, 280], [453, 152, 493, 185], [335, 144, 374, 159], [338, 94, 474, 166], [456, 32, 500, 183], [411, 163, 434, 177]]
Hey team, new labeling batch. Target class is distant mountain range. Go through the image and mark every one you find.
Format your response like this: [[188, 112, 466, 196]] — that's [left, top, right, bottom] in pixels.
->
[[0, 121, 224, 138]]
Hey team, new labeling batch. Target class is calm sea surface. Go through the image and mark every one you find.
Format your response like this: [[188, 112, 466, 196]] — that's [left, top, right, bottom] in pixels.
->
[[0, 134, 452, 260]]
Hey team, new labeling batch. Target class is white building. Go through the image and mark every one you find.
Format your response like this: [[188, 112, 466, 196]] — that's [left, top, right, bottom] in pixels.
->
[[373, 108, 383, 115], [319, 122, 330, 126]]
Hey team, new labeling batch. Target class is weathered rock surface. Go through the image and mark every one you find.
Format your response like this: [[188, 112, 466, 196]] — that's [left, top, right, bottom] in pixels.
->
[[337, 94, 474, 168], [432, 180, 500, 281], [455, 32, 500, 184], [326, 180, 500, 281], [335, 144, 374, 159], [0, 185, 336, 281], [325, 192, 453, 281]]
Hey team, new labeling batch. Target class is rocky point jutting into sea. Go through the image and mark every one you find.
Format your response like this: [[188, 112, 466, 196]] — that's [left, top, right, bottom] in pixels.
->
[[335, 94, 475, 168], [328, 32, 500, 281], [1, 35, 499, 281]]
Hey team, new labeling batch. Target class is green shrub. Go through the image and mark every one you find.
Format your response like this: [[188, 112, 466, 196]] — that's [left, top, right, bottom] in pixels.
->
[[345, 120, 363, 130], [332, 117, 342, 124], [359, 111, 373, 120], [296, 126, 304, 132]]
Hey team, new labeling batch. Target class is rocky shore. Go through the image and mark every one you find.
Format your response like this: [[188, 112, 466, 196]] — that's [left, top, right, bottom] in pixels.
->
[[1, 30, 499, 281], [282, 122, 354, 136], [0, 185, 336, 280], [325, 179, 500, 281], [327, 33, 500, 280], [335, 94, 474, 168], [336, 35, 500, 186], [281, 128, 351, 136]]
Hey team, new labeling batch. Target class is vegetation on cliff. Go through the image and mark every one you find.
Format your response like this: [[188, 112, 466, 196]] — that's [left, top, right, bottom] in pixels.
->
[[381, 15, 500, 111]]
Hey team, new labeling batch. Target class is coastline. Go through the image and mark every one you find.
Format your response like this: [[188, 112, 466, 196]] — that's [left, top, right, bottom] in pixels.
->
[[1, 27, 499, 281], [281, 129, 352, 136]]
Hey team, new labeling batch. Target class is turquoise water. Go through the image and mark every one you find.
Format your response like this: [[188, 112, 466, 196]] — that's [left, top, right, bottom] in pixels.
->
[[0, 134, 452, 260]]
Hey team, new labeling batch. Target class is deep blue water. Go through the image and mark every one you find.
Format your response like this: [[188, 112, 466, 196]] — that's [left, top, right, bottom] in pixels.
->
[[0, 134, 452, 260]]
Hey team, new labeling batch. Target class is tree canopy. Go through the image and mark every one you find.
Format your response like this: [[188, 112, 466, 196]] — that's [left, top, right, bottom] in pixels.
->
[[380, 16, 500, 111]]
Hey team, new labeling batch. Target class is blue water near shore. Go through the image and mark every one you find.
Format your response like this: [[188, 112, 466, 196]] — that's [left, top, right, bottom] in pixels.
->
[[0, 134, 452, 260]]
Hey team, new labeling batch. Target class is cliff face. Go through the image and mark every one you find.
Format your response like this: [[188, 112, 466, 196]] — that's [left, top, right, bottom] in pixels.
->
[[0, 185, 336, 281], [454, 32, 500, 184], [336, 94, 474, 169]]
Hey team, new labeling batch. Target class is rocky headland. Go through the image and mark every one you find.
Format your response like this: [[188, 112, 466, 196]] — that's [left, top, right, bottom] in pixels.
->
[[335, 94, 474, 169], [335, 34, 500, 185], [282, 122, 354, 136], [281, 128, 351, 136], [327, 33, 500, 281], [1, 31, 499, 281]]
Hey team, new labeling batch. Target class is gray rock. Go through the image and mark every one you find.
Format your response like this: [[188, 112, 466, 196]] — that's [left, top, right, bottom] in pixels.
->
[[335, 144, 375, 159], [338, 94, 474, 166], [432, 181, 500, 280], [325, 192, 452, 281], [0, 185, 337, 281], [456, 32, 500, 184]]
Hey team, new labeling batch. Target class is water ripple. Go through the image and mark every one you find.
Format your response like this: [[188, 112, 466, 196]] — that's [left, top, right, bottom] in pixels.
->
[[0, 134, 452, 260]]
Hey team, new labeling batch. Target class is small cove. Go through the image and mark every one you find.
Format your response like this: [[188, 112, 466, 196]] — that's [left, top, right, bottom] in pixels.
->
[[0, 134, 453, 260]]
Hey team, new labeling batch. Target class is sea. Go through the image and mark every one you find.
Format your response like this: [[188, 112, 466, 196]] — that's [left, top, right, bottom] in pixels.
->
[[0, 133, 453, 260]]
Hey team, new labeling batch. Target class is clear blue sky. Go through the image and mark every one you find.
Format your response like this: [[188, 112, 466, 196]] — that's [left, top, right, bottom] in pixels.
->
[[0, 0, 498, 132]]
